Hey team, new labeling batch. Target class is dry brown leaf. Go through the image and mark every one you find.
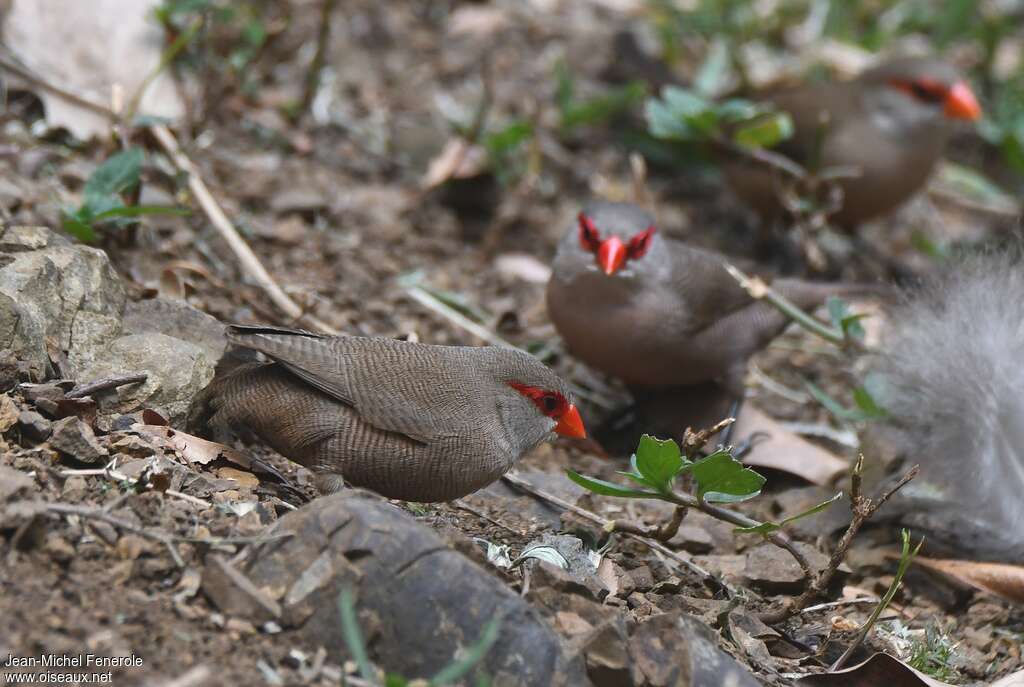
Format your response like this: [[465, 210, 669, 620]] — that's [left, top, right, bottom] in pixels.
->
[[734, 405, 849, 485], [216, 467, 260, 489], [421, 138, 488, 190], [913, 557, 1024, 604], [3, 0, 185, 139], [133, 424, 249, 468], [992, 670, 1024, 687], [796, 652, 953, 686]]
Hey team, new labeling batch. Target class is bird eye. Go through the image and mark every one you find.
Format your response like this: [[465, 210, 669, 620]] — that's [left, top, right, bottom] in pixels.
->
[[541, 394, 560, 413]]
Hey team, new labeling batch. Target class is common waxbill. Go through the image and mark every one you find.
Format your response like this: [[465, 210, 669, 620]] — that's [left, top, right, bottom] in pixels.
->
[[546, 201, 880, 396], [188, 325, 585, 502], [870, 250, 1024, 562], [725, 56, 981, 229]]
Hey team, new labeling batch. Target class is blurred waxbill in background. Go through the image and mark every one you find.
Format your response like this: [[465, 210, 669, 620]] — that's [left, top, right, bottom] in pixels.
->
[[547, 201, 882, 399], [188, 325, 585, 502], [725, 57, 981, 229], [870, 251, 1024, 562]]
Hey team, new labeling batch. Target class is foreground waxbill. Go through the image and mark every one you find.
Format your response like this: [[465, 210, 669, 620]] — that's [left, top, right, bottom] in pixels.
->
[[547, 201, 880, 396], [188, 325, 585, 502], [725, 57, 981, 229]]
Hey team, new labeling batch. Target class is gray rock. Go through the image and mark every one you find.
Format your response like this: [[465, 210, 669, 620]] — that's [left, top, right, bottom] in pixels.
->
[[78, 333, 215, 426], [628, 612, 760, 687], [0, 226, 125, 372], [243, 493, 588, 687], [49, 417, 108, 463], [17, 410, 51, 441], [122, 298, 227, 364]]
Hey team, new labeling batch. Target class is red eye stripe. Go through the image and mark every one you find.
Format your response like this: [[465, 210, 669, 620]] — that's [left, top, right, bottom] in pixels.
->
[[509, 382, 570, 418], [578, 213, 602, 252], [888, 77, 947, 104], [626, 225, 656, 259]]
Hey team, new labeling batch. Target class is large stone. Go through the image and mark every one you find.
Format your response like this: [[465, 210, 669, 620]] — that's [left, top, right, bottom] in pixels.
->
[[242, 493, 588, 686], [77, 333, 215, 426], [122, 298, 227, 364], [628, 612, 761, 687], [0, 226, 126, 373]]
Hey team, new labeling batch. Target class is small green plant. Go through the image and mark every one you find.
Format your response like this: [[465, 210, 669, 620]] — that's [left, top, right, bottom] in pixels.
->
[[554, 61, 647, 133], [338, 587, 501, 687], [568, 434, 838, 533], [831, 529, 924, 670], [155, 0, 271, 95], [61, 148, 187, 243], [906, 620, 961, 682], [646, 86, 793, 150], [482, 120, 534, 186]]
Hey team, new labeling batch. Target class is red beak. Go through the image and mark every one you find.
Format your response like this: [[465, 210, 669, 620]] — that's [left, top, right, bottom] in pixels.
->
[[554, 404, 586, 438], [944, 81, 981, 120], [597, 236, 626, 275]]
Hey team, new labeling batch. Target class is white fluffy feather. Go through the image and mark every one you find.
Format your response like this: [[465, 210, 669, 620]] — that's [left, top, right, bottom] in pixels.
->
[[875, 250, 1024, 549]]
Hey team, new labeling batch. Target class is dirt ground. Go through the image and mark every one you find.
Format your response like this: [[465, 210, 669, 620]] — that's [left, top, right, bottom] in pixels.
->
[[1, 1, 1022, 685]]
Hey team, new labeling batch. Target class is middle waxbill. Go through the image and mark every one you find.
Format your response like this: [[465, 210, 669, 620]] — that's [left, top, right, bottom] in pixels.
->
[[547, 201, 881, 396], [188, 325, 585, 502]]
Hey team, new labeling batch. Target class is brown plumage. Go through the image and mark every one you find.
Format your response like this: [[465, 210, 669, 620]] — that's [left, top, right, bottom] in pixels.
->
[[724, 57, 981, 229], [546, 201, 881, 395], [188, 325, 585, 502]]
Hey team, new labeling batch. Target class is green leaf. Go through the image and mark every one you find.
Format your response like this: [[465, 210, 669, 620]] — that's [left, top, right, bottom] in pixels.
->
[[560, 82, 647, 130], [826, 296, 866, 340], [84, 148, 144, 200], [852, 386, 886, 420], [934, 161, 1020, 214], [61, 214, 99, 243], [617, 470, 657, 490], [734, 492, 843, 535], [79, 194, 125, 221], [633, 434, 683, 493], [429, 615, 502, 685], [805, 380, 869, 423], [484, 120, 533, 157], [733, 112, 793, 148], [566, 470, 659, 499], [337, 588, 377, 684], [693, 38, 730, 97], [645, 98, 692, 140], [91, 205, 191, 221], [691, 449, 765, 504], [716, 98, 763, 123]]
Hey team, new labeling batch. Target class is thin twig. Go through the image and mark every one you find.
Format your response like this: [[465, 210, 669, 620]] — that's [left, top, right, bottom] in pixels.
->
[[66, 373, 148, 399], [759, 458, 920, 624], [404, 284, 514, 349], [43, 501, 185, 568], [724, 263, 847, 345], [149, 124, 339, 334], [800, 597, 880, 614], [501, 471, 730, 593]]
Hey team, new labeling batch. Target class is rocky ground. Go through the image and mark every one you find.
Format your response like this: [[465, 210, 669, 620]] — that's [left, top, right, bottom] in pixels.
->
[[1, 1, 1022, 686]]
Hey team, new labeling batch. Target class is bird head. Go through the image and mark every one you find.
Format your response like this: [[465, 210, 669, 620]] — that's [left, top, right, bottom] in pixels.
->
[[861, 57, 981, 126], [577, 209, 657, 276], [508, 381, 585, 438]]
